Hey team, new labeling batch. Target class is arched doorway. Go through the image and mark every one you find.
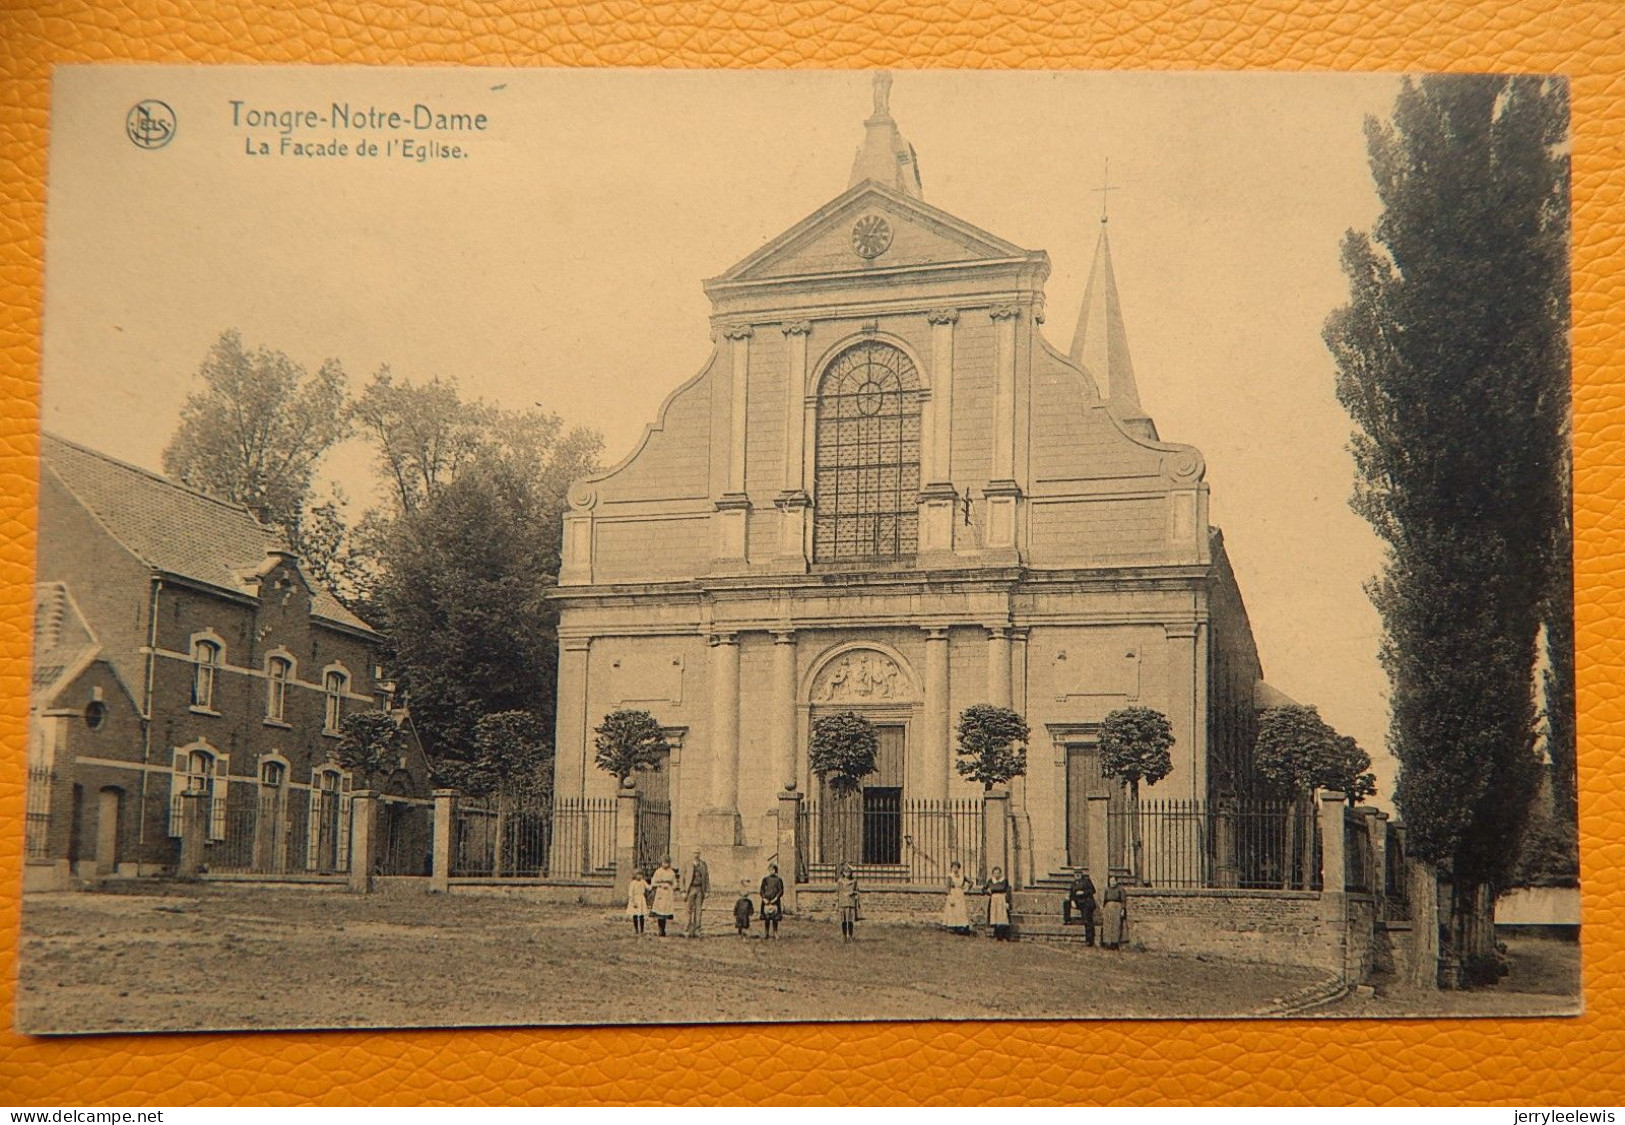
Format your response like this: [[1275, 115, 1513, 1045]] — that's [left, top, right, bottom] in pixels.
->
[[804, 644, 919, 872]]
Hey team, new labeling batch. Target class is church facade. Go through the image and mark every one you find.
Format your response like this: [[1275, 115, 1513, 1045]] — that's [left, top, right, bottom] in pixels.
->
[[550, 76, 1266, 887]]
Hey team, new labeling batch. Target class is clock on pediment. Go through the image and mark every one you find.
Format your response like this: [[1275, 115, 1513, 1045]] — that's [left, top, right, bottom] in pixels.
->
[[851, 213, 893, 260]]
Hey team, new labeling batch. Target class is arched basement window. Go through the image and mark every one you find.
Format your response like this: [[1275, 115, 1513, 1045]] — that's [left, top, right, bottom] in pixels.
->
[[813, 341, 922, 562]]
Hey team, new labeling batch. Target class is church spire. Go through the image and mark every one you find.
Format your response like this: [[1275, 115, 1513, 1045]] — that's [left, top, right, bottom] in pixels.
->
[[848, 71, 923, 198], [1070, 163, 1148, 428]]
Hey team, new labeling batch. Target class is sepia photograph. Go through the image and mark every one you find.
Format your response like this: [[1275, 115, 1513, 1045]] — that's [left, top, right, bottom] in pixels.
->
[[19, 66, 1576, 1034]]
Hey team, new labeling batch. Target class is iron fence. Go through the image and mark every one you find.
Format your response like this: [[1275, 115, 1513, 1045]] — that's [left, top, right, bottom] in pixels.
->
[[206, 798, 260, 873], [1103, 799, 1323, 891], [378, 799, 433, 876], [549, 798, 617, 880], [1226, 799, 1322, 891], [1344, 810, 1374, 894], [635, 798, 671, 874], [1384, 825, 1411, 920], [451, 796, 617, 881], [801, 797, 983, 885], [25, 766, 54, 861]]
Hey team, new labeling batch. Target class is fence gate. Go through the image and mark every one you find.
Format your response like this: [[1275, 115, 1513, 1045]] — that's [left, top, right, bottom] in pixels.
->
[[635, 799, 671, 873]]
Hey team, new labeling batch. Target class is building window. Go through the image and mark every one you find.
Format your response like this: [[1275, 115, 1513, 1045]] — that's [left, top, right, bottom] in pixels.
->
[[261, 759, 285, 787], [812, 341, 922, 562], [266, 656, 292, 722], [191, 640, 221, 710], [323, 670, 347, 733]]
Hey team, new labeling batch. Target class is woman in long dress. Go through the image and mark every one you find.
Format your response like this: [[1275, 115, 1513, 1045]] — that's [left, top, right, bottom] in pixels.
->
[[1100, 877, 1128, 950], [985, 866, 1013, 941], [941, 861, 972, 935], [650, 855, 679, 937]]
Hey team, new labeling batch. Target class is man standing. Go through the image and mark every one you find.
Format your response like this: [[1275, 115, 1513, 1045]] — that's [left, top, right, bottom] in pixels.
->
[[684, 850, 710, 937]]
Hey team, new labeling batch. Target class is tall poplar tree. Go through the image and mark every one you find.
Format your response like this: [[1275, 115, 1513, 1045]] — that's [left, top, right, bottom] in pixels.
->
[[1324, 75, 1570, 975]]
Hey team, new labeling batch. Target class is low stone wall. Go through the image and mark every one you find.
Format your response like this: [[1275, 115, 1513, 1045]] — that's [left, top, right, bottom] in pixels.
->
[[1122, 887, 1339, 973], [1345, 893, 1379, 980]]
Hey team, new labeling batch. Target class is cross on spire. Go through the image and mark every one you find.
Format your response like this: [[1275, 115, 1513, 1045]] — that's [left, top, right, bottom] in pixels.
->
[[1091, 157, 1119, 223]]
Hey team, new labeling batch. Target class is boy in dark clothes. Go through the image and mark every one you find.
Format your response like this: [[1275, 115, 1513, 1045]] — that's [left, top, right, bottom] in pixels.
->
[[733, 881, 756, 937]]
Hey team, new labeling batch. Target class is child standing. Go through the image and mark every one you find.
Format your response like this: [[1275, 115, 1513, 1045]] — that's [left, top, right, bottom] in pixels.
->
[[759, 863, 785, 939], [836, 863, 860, 943], [733, 881, 756, 938], [626, 868, 650, 936]]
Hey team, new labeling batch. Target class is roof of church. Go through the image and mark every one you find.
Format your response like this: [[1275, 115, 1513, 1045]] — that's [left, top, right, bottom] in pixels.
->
[[1070, 218, 1147, 421], [40, 433, 375, 635], [848, 71, 922, 199]]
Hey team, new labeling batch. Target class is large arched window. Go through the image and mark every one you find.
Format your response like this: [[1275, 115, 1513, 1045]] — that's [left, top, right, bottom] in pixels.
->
[[813, 341, 922, 562]]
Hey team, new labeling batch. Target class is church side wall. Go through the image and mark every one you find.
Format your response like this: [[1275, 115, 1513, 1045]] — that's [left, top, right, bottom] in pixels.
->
[[1206, 537, 1265, 799]]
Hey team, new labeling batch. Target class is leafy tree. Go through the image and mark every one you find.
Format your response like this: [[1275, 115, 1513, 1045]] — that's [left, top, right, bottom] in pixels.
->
[[954, 705, 1030, 790], [809, 711, 878, 796], [1254, 704, 1375, 888], [1099, 706, 1174, 804], [1255, 704, 1376, 804], [163, 329, 350, 539], [809, 711, 878, 869], [594, 709, 672, 785], [334, 710, 406, 791], [370, 399, 601, 771], [1324, 75, 1569, 970], [1099, 706, 1175, 883]]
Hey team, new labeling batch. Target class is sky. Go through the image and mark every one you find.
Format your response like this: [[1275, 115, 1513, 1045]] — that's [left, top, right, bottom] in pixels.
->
[[40, 67, 1405, 803]]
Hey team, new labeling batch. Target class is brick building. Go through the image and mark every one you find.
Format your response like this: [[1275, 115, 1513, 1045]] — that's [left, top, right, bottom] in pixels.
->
[[550, 74, 1275, 889], [27, 433, 432, 888]]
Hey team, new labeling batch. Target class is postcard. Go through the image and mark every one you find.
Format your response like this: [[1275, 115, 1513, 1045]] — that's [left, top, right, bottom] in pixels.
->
[[19, 66, 1576, 1033]]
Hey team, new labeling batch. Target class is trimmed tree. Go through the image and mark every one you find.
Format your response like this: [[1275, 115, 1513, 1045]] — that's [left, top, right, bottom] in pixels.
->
[[1254, 704, 1377, 888], [954, 705, 1030, 791], [594, 709, 672, 787], [808, 711, 878, 867], [1099, 706, 1175, 883], [1325, 75, 1567, 979]]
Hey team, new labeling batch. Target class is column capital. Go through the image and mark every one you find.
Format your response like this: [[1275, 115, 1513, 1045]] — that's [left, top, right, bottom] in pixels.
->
[[989, 304, 1021, 322], [1164, 622, 1200, 641], [926, 308, 960, 325], [722, 323, 756, 340], [561, 636, 593, 653], [923, 625, 950, 641], [771, 628, 797, 644], [709, 630, 740, 647], [984, 624, 1011, 640], [781, 320, 813, 336]]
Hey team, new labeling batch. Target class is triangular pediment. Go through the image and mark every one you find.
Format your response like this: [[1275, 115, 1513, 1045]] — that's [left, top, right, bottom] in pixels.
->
[[712, 182, 1035, 285]]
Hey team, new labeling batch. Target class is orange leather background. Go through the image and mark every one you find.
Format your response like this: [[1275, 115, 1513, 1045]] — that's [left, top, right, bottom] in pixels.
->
[[0, 0, 1621, 1106]]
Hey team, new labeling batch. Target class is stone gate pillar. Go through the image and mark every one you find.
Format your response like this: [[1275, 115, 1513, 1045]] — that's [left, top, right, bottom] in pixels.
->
[[777, 787, 802, 913], [429, 788, 455, 894], [348, 790, 376, 894]]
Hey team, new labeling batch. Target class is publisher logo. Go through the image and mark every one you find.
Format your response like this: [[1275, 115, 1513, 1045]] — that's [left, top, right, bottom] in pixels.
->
[[126, 100, 176, 150]]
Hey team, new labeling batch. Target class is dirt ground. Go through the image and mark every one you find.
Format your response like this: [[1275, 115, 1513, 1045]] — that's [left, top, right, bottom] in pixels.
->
[[1318, 935, 1582, 1018], [15, 881, 1341, 1034]]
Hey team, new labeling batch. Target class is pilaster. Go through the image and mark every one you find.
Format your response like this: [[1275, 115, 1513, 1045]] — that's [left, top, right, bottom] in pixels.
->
[[700, 630, 744, 845], [715, 324, 755, 565], [554, 637, 592, 803], [770, 630, 798, 792], [922, 627, 951, 800], [775, 322, 815, 567], [985, 625, 1013, 709]]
